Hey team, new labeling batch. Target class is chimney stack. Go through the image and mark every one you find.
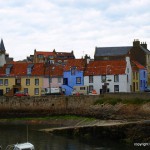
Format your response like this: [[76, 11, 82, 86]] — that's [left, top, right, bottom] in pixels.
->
[[140, 42, 147, 49], [133, 39, 140, 47]]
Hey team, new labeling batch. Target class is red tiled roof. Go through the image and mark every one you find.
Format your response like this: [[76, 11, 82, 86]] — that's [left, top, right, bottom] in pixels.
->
[[63, 59, 86, 71], [0, 62, 45, 76], [56, 52, 74, 57], [45, 64, 64, 76], [132, 61, 146, 70], [84, 60, 126, 76], [35, 51, 55, 57]]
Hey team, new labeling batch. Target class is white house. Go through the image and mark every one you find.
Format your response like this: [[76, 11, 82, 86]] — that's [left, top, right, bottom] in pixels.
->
[[84, 57, 132, 94]]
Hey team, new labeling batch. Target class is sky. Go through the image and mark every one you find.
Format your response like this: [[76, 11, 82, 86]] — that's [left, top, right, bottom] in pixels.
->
[[0, 0, 150, 61]]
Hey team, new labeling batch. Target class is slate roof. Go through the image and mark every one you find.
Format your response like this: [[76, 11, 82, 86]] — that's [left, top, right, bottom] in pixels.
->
[[95, 46, 132, 57], [63, 59, 86, 71], [140, 45, 150, 54], [84, 60, 126, 76], [0, 39, 6, 52]]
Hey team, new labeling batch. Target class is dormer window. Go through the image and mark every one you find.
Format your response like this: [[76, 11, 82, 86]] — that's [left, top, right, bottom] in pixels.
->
[[38, 54, 43, 58], [27, 64, 34, 75], [71, 67, 76, 75], [6, 64, 13, 75]]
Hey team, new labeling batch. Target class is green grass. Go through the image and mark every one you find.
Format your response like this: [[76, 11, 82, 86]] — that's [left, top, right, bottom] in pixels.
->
[[94, 98, 150, 105], [0, 115, 95, 121]]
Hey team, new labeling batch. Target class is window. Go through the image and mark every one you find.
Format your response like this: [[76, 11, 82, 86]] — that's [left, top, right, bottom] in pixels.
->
[[101, 75, 106, 82], [0, 79, 3, 85], [26, 79, 30, 85], [6, 68, 10, 75], [136, 72, 138, 80], [4, 79, 8, 86], [140, 80, 142, 87], [114, 75, 119, 82], [35, 79, 39, 85], [71, 67, 76, 75], [16, 79, 21, 85], [127, 68, 129, 73], [49, 60, 54, 64], [143, 71, 146, 78], [136, 82, 138, 90], [27, 68, 32, 75], [58, 78, 61, 83], [38, 54, 43, 58], [6, 88, 10, 93], [127, 75, 129, 82], [80, 87, 85, 90], [27, 64, 34, 75], [76, 77, 81, 84], [114, 85, 119, 92], [63, 78, 68, 85], [34, 88, 39, 95], [49, 78, 52, 83], [24, 88, 28, 94], [48, 55, 54, 59], [89, 85, 93, 92], [5, 64, 13, 75], [89, 76, 93, 83]]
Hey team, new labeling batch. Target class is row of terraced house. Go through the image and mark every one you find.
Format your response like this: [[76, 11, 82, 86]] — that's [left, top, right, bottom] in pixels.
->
[[0, 39, 150, 96]]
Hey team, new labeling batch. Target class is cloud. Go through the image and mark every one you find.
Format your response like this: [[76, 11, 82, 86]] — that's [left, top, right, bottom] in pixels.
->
[[0, 0, 150, 60]]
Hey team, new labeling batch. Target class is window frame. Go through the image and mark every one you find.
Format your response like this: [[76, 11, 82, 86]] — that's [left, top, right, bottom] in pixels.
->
[[34, 88, 39, 95], [76, 77, 81, 84], [114, 75, 119, 82], [89, 75, 93, 83], [35, 79, 39, 86], [4, 79, 8, 86], [26, 79, 30, 86]]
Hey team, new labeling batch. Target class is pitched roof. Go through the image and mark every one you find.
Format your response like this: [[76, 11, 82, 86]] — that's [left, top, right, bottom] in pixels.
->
[[45, 64, 64, 77], [0, 39, 6, 52], [95, 46, 132, 57], [63, 59, 86, 71], [35, 51, 55, 57], [0, 62, 45, 76], [140, 45, 150, 54], [132, 61, 146, 71], [56, 52, 75, 57], [84, 60, 126, 76]]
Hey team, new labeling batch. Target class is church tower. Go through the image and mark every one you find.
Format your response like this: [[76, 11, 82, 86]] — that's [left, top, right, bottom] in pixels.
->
[[0, 39, 6, 67]]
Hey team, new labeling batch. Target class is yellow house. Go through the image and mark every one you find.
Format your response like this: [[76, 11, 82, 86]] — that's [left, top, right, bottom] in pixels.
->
[[0, 63, 45, 96], [131, 61, 140, 92]]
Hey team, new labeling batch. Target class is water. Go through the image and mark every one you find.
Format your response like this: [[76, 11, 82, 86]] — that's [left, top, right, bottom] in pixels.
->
[[0, 124, 135, 150]]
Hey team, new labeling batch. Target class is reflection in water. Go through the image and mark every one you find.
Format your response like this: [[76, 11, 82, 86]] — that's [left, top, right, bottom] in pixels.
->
[[0, 124, 133, 150]]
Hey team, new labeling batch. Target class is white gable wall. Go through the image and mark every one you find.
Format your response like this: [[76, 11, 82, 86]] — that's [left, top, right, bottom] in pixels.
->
[[84, 74, 130, 94]]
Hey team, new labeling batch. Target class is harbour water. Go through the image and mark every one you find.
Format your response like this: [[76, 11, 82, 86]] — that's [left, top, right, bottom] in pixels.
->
[[0, 124, 134, 150]]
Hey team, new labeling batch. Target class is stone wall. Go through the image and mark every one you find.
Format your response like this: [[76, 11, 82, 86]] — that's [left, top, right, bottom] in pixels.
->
[[0, 94, 150, 119]]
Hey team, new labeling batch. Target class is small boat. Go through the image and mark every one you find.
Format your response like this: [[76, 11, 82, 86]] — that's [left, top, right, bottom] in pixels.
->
[[4, 142, 35, 150], [0, 126, 34, 150]]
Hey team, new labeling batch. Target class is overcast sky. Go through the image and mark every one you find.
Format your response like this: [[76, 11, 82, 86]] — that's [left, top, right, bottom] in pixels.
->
[[0, 0, 150, 61]]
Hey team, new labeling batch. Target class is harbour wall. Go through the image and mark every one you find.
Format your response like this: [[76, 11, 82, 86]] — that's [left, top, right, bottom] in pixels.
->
[[0, 93, 150, 119]]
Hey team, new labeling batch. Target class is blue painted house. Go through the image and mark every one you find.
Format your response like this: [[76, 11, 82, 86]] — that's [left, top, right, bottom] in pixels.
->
[[132, 61, 147, 91], [61, 59, 86, 95]]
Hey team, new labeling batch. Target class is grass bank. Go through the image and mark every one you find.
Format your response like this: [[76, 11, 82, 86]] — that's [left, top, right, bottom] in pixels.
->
[[94, 97, 150, 105]]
